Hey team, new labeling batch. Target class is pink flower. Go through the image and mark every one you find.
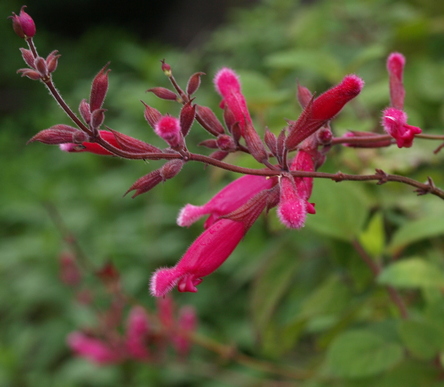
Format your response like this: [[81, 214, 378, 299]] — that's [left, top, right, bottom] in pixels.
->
[[214, 68, 252, 134], [59, 130, 119, 155], [387, 52, 406, 110], [151, 187, 274, 297], [10, 6, 36, 38], [150, 218, 248, 297], [67, 332, 121, 365], [177, 174, 277, 228], [277, 175, 307, 229], [125, 306, 150, 360], [154, 115, 183, 148], [382, 107, 422, 148], [286, 75, 364, 150]]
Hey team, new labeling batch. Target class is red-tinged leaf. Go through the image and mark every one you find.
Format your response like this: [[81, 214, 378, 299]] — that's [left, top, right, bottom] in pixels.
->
[[195, 105, 225, 136], [90, 63, 110, 112], [146, 87, 177, 101], [107, 128, 162, 154], [186, 72, 205, 96], [179, 101, 196, 137]]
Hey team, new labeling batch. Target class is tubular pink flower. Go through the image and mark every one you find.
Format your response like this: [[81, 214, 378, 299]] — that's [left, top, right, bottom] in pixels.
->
[[150, 218, 247, 297], [154, 115, 182, 148], [387, 52, 406, 110], [67, 332, 121, 365], [125, 306, 150, 360], [59, 130, 120, 155], [382, 107, 422, 148], [177, 174, 277, 228], [277, 175, 307, 229], [214, 68, 252, 134]]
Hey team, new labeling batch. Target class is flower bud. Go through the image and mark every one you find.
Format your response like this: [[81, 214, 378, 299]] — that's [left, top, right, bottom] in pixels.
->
[[154, 115, 183, 148], [124, 170, 163, 198], [79, 99, 91, 124], [179, 101, 196, 137], [147, 87, 177, 101], [216, 134, 236, 152], [10, 6, 36, 38], [142, 101, 162, 129], [108, 128, 162, 154], [297, 83, 313, 109], [19, 48, 35, 68], [16, 68, 40, 80], [277, 175, 307, 229], [387, 52, 406, 110], [160, 160, 184, 180], [90, 63, 110, 112], [90, 108, 106, 131], [161, 59, 172, 76], [195, 105, 225, 136], [46, 50, 61, 74], [27, 125, 79, 145], [186, 72, 205, 96]]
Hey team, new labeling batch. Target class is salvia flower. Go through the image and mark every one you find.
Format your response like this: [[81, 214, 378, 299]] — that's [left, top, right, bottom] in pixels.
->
[[177, 174, 278, 229], [382, 52, 422, 148], [151, 189, 272, 297], [277, 175, 307, 229], [10, 6, 36, 38], [154, 115, 183, 149], [67, 332, 122, 365], [59, 130, 119, 155], [381, 107, 422, 148]]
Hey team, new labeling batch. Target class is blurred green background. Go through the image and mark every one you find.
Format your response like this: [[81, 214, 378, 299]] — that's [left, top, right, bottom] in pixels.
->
[[3, 0, 444, 386]]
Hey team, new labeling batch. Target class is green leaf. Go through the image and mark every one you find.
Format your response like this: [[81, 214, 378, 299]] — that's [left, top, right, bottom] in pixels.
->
[[265, 49, 343, 82], [358, 212, 385, 259], [398, 319, 444, 360], [306, 179, 370, 242], [378, 258, 444, 288], [387, 216, 444, 255], [326, 330, 404, 379]]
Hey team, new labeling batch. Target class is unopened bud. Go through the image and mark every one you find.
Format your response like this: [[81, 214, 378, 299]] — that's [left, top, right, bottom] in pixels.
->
[[108, 128, 162, 154], [46, 50, 60, 74], [125, 170, 163, 198], [160, 159, 184, 180], [243, 123, 268, 164], [179, 101, 196, 137], [216, 134, 236, 152], [142, 101, 162, 129], [297, 83, 313, 109], [34, 56, 48, 79], [79, 99, 91, 124], [90, 63, 110, 112], [161, 59, 172, 76], [90, 108, 106, 131], [27, 125, 79, 145], [147, 87, 177, 101], [195, 105, 225, 136], [264, 128, 278, 157], [198, 139, 218, 149], [10, 6, 36, 38], [387, 52, 406, 110], [186, 72, 205, 96], [19, 48, 35, 68], [316, 127, 333, 145]]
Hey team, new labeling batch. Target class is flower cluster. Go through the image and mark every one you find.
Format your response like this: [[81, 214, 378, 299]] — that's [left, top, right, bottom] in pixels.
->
[[11, 6, 432, 301], [59, 255, 197, 365]]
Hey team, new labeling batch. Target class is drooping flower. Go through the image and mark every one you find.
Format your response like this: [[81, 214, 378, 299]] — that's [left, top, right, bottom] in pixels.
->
[[177, 174, 278, 228], [154, 115, 183, 149], [151, 189, 273, 297], [381, 107, 422, 148], [67, 332, 122, 365]]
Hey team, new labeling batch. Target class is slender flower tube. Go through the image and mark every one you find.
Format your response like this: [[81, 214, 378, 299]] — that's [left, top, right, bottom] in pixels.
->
[[177, 174, 278, 228], [277, 175, 307, 229], [286, 75, 364, 150], [59, 130, 119, 155], [151, 189, 272, 297], [67, 332, 121, 365], [150, 218, 248, 297], [387, 52, 406, 110]]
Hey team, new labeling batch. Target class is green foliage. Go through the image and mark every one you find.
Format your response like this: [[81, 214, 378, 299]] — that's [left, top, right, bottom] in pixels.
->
[[3, 0, 444, 385]]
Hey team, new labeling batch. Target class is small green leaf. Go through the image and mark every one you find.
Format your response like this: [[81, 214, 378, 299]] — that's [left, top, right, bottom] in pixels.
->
[[378, 258, 444, 288], [358, 212, 385, 258], [326, 330, 404, 378], [306, 179, 370, 242], [398, 319, 444, 360], [387, 216, 444, 255]]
